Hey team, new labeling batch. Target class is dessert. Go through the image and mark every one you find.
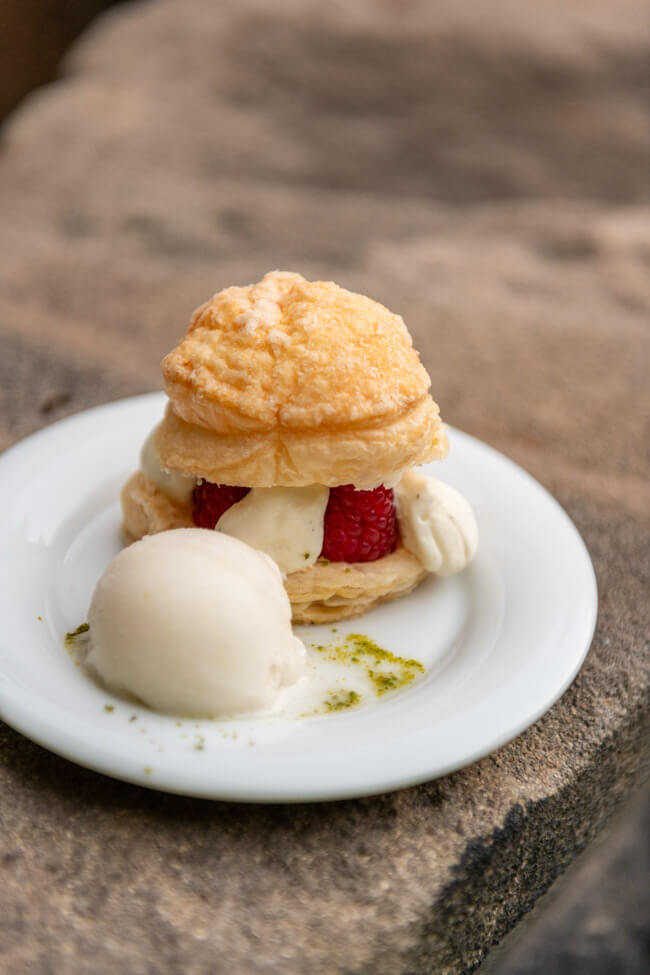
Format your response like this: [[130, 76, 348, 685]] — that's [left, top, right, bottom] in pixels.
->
[[122, 271, 477, 622], [86, 529, 305, 718]]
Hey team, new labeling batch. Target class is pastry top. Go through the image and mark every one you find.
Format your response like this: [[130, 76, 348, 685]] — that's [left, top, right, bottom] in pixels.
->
[[158, 271, 448, 487], [162, 271, 433, 434]]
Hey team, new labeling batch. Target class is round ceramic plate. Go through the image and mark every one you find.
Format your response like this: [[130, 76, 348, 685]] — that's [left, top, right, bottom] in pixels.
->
[[0, 393, 596, 802]]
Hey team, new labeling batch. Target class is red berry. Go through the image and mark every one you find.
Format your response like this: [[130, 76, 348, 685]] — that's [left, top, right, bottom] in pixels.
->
[[193, 480, 397, 564], [192, 482, 250, 529], [321, 484, 397, 563]]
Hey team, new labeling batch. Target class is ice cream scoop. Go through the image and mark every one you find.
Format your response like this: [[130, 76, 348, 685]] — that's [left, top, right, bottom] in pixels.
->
[[86, 529, 305, 717]]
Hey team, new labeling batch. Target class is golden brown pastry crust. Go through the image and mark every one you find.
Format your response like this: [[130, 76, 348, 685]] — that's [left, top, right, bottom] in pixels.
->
[[120, 472, 427, 623], [120, 472, 193, 543], [159, 272, 448, 487], [286, 548, 427, 624], [155, 400, 447, 490]]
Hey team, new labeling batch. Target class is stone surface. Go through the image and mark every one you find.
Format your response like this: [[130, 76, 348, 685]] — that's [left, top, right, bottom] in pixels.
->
[[0, 1, 648, 973], [483, 783, 650, 975]]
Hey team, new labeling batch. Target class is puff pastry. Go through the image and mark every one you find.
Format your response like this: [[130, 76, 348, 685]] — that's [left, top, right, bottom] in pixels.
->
[[159, 271, 447, 488], [122, 271, 450, 622]]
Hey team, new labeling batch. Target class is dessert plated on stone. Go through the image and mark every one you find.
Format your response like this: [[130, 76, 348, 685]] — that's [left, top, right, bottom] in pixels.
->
[[121, 271, 477, 623]]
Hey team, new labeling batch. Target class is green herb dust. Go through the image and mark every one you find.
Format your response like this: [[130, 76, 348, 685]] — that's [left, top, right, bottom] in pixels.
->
[[315, 633, 424, 698], [64, 622, 89, 651]]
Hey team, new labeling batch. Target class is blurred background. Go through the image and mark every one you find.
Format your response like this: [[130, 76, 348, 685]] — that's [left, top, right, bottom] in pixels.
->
[[0, 0, 128, 121], [0, 1, 647, 973]]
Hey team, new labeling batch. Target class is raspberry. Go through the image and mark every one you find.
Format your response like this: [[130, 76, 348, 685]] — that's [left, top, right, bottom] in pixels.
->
[[321, 484, 398, 563], [192, 482, 250, 529], [193, 480, 397, 564]]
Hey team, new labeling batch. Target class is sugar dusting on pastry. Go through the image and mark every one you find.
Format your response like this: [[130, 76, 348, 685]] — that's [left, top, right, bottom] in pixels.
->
[[268, 328, 291, 348], [234, 273, 284, 334]]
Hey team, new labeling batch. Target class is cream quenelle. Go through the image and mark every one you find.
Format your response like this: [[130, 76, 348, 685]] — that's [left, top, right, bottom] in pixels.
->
[[216, 485, 329, 574], [85, 529, 305, 717], [394, 470, 478, 575]]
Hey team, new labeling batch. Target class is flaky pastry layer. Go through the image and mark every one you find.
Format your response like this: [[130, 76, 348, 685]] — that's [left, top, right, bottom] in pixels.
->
[[286, 548, 427, 624], [120, 471, 193, 543], [156, 401, 448, 489], [120, 472, 428, 623]]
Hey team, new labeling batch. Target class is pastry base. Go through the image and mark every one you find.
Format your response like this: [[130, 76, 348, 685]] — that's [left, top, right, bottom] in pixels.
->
[[121, 472, 428, 623]]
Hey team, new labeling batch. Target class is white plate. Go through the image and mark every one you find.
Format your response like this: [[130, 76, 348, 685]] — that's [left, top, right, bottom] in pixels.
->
[[0, 393, 596, 802]]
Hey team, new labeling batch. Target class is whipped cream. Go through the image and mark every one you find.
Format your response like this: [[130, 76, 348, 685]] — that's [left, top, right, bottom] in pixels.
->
[[216, 485, 329, 575], [140, 424, 196, 504], [394, 470, 478, 575]]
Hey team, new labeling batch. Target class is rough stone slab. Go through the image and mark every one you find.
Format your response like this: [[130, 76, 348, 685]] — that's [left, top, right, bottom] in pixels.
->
[[483, 783, 650, 974], [0, 2, 648, 973]]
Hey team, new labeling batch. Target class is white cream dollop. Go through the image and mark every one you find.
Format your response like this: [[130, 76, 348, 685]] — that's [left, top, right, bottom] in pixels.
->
[[140, 424, 196, 504], [216, 485, 329, 575], [394, 470, 478, 575], [86, 529, 305, 718]]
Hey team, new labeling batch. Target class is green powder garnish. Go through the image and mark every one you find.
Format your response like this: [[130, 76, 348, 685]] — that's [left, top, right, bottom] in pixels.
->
[[347, 634, 424, 671], [325, 690, 361, 712], [315, 633, 424, 699], [64, 622, 89, 650], [66, 622, 89, 638]]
